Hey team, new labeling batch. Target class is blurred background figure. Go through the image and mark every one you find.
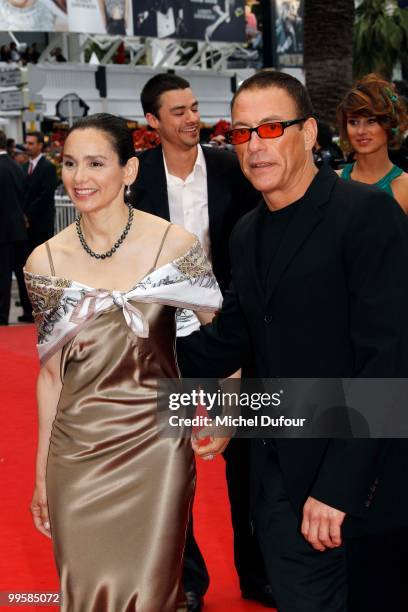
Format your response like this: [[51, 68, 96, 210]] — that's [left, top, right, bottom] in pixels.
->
[[9, 41, 20, 62], [23, 131, 58, 254], [337, 73, 408, 214], [245, 1, 261, 43], [13, 144, 29, 165], [30, 41, 40, 63], [0, 130, 32, 325], [6, 138, 16, 157], [22, 42, 41, 65], [0, 44, 10, 62], [390, 79, 408, 172], [50, 46, 67, 62], [313, 120, 345, 169], [276, 0, 302, 55]]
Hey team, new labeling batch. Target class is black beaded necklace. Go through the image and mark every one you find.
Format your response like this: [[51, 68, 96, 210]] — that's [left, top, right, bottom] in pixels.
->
[[75, 203, 134, 260]]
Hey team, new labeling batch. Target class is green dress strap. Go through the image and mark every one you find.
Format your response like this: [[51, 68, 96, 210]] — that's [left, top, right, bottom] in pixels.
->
[[340, 163, 353, 180], [376, 165, 403, 196], [340, 163, 403, 197]]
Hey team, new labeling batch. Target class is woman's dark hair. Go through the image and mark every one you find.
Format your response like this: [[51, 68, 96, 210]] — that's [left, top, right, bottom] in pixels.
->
[[337, 73, 408, 151], [65, 113, 135, 166], [231, 69, 314, 120], [141, 73, 191, 118]]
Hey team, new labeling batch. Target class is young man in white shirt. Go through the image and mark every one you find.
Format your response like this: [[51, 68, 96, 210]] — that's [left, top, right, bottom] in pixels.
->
[[132, 73, 274, 612]]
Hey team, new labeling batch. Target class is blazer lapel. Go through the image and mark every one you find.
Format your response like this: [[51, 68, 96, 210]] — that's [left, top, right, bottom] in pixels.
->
[[265, 166, 338, 307], [138, 146, 170, 220], [34, 156, 45, 174], [202, 147, 227, 243]]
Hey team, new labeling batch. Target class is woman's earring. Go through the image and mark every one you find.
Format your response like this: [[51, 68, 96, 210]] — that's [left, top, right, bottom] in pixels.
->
[[125, 185, 131, 198]]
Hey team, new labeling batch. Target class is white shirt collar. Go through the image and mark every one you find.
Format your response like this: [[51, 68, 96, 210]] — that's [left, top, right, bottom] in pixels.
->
[[163, 145, 207, 185], [30, 153, 43, 167]]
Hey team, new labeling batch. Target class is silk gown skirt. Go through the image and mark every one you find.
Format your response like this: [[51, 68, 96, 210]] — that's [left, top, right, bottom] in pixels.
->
[[46, 303, 194, 612]]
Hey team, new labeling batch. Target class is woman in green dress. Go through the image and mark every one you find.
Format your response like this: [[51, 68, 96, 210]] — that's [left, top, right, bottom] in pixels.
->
[[337, 73, 408, 213]]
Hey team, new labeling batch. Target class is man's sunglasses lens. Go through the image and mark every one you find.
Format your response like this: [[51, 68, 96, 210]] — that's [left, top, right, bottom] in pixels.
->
[[228, 122, 284, 144], [258, 123, 284, 138], [228, 129, 251, 144]]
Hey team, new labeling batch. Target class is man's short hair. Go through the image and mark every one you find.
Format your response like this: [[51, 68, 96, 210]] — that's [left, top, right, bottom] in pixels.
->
[[141, 73, 191, 118], [26, 131, 45, 145], [231, 69, 314, 120], [0, 131, 7, 150]]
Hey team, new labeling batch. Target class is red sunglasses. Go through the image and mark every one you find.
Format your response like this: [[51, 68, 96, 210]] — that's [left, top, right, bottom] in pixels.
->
[[226, 118, 306, 145]]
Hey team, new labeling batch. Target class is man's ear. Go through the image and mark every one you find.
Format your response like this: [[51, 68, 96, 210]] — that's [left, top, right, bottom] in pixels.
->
[[303, 117, 318, 152], [145, 112, 159, 131]]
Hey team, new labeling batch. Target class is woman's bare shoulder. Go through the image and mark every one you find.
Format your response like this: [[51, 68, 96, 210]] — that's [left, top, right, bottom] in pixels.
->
[[25, 225, 76, 276], [25, 243, 52, 276], [167, 224, 197, 255], [134, 211, 197, 260], [158, 223, 198, 266], [393, 170, 408, 185]]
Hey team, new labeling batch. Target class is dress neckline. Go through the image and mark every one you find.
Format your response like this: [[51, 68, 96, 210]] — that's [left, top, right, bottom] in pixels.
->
[[23, 239, 199, 295], [342, 163, 403, 187]]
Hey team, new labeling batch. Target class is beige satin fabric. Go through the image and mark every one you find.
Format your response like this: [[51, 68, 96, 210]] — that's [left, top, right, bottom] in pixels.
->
[[47, 303, 193, 611]]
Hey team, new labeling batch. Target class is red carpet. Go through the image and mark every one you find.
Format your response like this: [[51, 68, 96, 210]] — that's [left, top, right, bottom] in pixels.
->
[[0, 326, 270, 611]]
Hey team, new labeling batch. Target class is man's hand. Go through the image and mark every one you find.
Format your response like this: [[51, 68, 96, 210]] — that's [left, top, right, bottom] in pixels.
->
[[191, 425, 230, 459], [301, 496, 346, 552]]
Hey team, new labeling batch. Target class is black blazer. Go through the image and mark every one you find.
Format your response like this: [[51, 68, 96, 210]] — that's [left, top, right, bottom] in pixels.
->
[[131, 144, 260, 292], [177, 164, 408, 537], [23, 156, 58, 238], [0, 154, 27, 244]]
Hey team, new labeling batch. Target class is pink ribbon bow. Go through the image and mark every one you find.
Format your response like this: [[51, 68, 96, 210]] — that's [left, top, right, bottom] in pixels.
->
[[69, 289, 149, 338]]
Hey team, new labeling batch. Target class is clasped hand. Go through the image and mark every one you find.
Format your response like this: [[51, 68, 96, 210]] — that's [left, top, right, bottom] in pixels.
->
[[191, 422, 231, 459], [301, 496, 346, 551]]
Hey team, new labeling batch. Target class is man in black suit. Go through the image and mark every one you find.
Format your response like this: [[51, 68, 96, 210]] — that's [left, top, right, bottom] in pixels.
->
[[0, 131, 31, 325], [177, 70, 408, 610], [131, 73, 274, 611], [23, 131, 58, 254]]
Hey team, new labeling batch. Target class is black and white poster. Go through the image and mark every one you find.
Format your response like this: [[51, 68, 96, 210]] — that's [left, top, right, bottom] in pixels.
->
[[133, 0, 245, 42], [0, 0, 243, 37], [274, 0, 303, 68], [68, 0, 133, 35]]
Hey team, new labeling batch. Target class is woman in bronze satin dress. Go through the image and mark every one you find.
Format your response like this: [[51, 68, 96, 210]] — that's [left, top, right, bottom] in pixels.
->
[[24, 114, 222, 611]]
